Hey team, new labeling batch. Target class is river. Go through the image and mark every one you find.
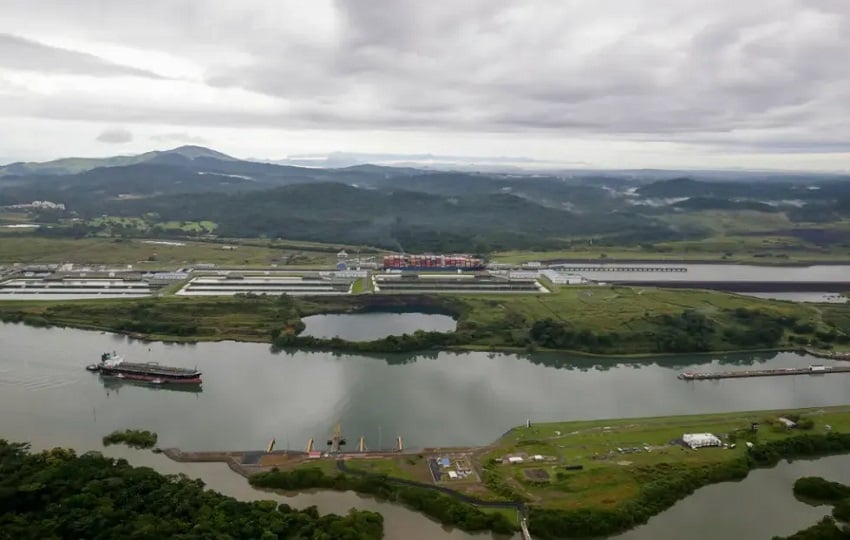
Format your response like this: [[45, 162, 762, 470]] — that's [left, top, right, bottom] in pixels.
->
[[556, 263, 850, 283], [2, 322, 849, 539]]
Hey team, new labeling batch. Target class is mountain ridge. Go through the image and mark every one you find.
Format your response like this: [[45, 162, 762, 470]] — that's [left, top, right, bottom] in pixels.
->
[[0, 145, 236, 177]]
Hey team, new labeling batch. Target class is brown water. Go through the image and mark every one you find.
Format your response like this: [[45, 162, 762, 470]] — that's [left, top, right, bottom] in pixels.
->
[[2, 322, 849, 539]]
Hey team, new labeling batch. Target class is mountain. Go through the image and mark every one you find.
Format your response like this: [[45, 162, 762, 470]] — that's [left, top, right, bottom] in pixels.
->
[[88, 182, 657, 251], [0, 146, 236, 177]]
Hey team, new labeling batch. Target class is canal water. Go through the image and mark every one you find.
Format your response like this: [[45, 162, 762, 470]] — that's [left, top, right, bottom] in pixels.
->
[[561, 263, 850, 283], [740, 291, 847, 303], [301, 312, 457, 341], [2, 322, 849, 539]]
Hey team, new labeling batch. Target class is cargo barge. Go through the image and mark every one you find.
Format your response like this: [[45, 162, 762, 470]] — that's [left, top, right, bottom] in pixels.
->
[[86, 352, 202, 385], [383, 254, 485, 271], [678, 364, 850, 380]]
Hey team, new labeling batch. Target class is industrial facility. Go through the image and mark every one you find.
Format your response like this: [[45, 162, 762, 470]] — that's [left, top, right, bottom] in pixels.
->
[[383, 254, 485, 271]]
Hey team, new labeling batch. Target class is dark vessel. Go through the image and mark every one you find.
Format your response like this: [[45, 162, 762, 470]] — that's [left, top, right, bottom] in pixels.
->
[[86, 352, 202, 386], [99, 374, 203, 394]]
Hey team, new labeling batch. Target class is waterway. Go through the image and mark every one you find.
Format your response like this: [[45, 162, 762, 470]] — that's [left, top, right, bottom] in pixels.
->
[[2, 323, 850, 539], [301, 312, 457, 341], [561, 263, 850, 283], [741, 291, 847, 303]]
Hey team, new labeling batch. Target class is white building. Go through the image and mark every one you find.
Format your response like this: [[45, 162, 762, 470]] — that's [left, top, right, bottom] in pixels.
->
[[682, 433, 722, 449], [778, 417, 797, 428], [540, 269, 585, 285], [507, 271, 541, 280], [507, 456, 524, 464]]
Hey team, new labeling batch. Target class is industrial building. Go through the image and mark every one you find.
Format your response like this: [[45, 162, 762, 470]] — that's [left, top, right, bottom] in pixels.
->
[[373, 272, 546, 293], [383, 254, 485, 271], [176, 274, 357, 296], [0, 277, 152, 300]]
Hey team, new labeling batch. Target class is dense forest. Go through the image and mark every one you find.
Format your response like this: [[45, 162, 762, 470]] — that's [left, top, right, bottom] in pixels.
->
[[5, 146, 850, 252], [0, 440, 383, 539]]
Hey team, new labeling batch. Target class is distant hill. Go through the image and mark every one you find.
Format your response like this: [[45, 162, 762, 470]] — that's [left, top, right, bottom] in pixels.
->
[[88, 182, 656, 251], [0, 146, 236, 177]]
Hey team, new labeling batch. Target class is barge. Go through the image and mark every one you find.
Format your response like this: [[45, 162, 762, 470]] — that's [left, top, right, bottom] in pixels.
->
[[86, 352, 202, 385], [678, 364, 850, 381]]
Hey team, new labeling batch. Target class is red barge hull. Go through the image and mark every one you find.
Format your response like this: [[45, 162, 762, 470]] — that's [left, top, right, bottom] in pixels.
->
[[100, 370, 203, 385]]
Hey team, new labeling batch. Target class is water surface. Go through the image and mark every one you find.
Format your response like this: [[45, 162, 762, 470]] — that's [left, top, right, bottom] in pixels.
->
[[2, 323, 850, 539], [301, 312, 457, 341]]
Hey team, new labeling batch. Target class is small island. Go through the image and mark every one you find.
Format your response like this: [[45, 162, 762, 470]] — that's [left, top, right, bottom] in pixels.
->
[[771, 476, 850, 539], [102, 429, 158, 449]]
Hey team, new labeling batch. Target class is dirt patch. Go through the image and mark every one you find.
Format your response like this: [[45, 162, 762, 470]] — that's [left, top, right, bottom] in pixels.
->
[[524, 468, 551, 482]]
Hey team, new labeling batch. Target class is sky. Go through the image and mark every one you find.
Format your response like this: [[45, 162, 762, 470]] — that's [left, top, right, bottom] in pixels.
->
[[1, 0, 849, 171]]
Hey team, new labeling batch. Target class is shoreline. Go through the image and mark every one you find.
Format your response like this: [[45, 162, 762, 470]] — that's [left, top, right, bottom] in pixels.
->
[[1, 316, 844, 361], [160, 405, 850, 539]]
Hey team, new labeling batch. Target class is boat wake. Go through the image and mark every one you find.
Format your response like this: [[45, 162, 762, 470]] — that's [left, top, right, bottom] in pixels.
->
[[0, 372, 79, 391]]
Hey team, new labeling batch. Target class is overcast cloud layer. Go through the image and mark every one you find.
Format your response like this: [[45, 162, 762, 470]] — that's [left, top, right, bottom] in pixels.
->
[[0, 0, 848, 170]]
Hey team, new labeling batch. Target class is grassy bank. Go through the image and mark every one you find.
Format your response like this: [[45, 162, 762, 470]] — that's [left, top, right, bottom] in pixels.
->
[[493, 232, 850, 265], [0, 286, 848, 356], [260, 407, 850, 539], [0, 235, 365, 267]]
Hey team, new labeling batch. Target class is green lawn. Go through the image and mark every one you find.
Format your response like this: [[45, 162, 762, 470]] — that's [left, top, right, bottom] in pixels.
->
[[493, 222, 850, 264], [478, 406, 850, 510], [0, 236, 341, 267], [456, 284, 816, 336]]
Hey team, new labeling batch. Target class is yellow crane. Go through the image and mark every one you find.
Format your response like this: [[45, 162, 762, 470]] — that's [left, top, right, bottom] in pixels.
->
[[326, 422, 346, 453]]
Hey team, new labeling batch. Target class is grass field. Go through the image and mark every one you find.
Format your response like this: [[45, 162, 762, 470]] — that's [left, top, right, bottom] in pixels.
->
[[0, 236, 344, 267], [493, 225, 850, 264], [274, 405, 850, 519], [1, 285, 846, 355], [344, 455, 431, 483], [473, 406, 850, 510], [455, 284, 827, 339]]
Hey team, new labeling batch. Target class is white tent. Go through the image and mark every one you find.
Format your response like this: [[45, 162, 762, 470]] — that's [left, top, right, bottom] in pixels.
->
[[682, 433, 722, 449]]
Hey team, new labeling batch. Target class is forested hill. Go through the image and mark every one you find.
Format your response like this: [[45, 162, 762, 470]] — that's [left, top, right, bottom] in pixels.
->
[[0, 440, 383, 539], [82, 183, 661, 252], [5, 146, 850, 252]]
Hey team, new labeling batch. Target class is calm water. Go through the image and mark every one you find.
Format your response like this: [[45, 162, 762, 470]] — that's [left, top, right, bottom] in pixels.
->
[[565, 263, 850, 283], [741, 292, 848, 303], [612, 454, 850, 540], [301, 312, 457, 341], [2, 323, 850, 539]]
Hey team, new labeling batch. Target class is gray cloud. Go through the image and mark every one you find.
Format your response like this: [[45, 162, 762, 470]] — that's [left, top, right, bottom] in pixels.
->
[[0, 33, 164, 78], [151, 132, 208, 144], [96, 128, 133, 144], [1, 0, 849, 158]]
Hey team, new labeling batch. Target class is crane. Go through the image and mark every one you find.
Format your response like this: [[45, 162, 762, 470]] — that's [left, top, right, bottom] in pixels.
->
[[326, 422, 346, 453]]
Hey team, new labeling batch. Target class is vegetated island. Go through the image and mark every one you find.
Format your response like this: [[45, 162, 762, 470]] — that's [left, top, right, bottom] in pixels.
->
[[1, 284, 849, 357], [771, 476, 850, 539], [184, 406, 850, 539], [102, 429, 158, 449], [0, 440, 383, 539]]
